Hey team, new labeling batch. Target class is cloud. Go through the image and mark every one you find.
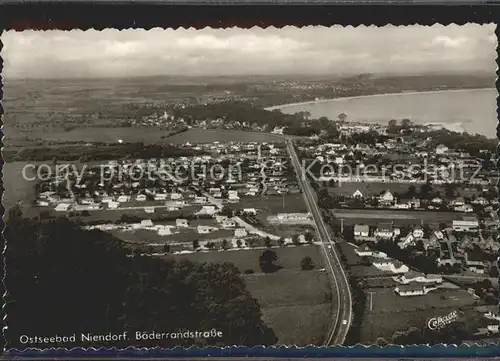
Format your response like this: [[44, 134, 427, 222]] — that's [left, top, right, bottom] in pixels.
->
[[431, 35, 469, 49], [2, 24, 496, 79]]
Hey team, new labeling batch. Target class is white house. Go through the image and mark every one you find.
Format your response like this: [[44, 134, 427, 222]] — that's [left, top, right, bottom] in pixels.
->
[[108, 201, 119, 209], [355, 244, 373, 257], [117, 195, 131, 203], [176, 218, 189, 227], [485, 312, 500, 321], [170, 193, 183, 200], [37, 200, 50, 207], [487, 324, 500, 333], [196, 205, 217, 215], [454, 204, 474, 213], [234, 228, 248, 237], [215, 215, 229, 223], [221, 219, 237, 228], [354, 224, 370, 238], [472, 197, 489, 206], [157, 226, 173, 236], [451, 197, 465, 207], [375, 223, 394, 240], [435, 144, 449, 155], [55, 203, 72, 212], [352, 189, 363, 198], [379, 190, 395, 205], [140, 219, 153, 227], [453, 218, 479, 232], [373, 259, 409, 274], [242, 208, 257, 215], [228, 190, 240, 202], [154, 193, 167, 201], [197, 225, 216, 234], [431, 197, 443, 205], [393, 203, 410, 210], [393, 274, 443, 284], [136, 194, 147, 202], [145, 207, 155, 214], [398, 233, 416, 249], [194, 196, 208, 204], [413, 227, 424, 239], [395, 285, 437, 296]]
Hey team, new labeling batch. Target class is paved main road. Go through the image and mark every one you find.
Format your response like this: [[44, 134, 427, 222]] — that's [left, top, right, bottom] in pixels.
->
[[286, 139, 352, 345]]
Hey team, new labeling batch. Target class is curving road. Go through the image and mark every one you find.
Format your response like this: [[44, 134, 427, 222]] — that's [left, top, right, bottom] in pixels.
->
[[286, 139, 352, 345]]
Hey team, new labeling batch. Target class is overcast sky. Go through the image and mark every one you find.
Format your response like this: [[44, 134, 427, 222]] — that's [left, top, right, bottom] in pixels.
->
[[2, 24, 497, 79]]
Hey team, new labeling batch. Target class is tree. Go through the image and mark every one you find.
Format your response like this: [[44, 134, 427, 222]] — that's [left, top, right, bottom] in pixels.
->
[[388, 119, 398, 132], [206, 241, 216, 250], [219, 206, 233, 218], [5, 211, 278, 348], [490, 266, 499, 278], [360, 256, 371, 266], [259, 250, 281, 273], [236, 239, 242, 248], [304, 232, 314, 244], [222, 239, 229, 250], [264, 237, 272, 248], [300, 256, 315, 271], [445, 183, 458, 199], [338, 113, 348, 122], [192, 239, 200, 250], [420, 181, 433, 198], [401, 118, 412, 128], [278, 237, 285, 247], [292, 234, 301, 245], [163, 244, 171, 253]]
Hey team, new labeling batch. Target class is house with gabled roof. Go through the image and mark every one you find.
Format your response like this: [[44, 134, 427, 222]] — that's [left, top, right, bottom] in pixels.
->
[[352, 189, 363, 198], [378, 190, 395, 206]]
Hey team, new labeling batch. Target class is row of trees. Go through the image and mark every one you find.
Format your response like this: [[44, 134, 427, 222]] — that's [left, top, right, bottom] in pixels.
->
[[8, 142, 206, 162]]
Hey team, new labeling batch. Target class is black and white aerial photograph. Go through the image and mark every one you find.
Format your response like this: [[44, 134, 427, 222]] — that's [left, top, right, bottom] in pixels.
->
[[2, 24, 499, 349]]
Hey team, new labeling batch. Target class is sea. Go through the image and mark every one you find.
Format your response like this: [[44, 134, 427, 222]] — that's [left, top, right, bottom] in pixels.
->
[[271, 88, 497, 138], [4, 88, 497, 213]]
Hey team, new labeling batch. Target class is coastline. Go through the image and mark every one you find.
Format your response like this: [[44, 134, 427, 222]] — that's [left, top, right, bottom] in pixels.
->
[[265, 87, 495, 111]]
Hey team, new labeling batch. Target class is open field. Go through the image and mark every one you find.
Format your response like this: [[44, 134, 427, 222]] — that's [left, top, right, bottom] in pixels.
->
[[167, 245, 332, 345], [332, 209, 467, 227], [328, 183, 416, 198], [328, 183, 483, 199], [366, 287, 478, 314], [232, 194, 308, 214], [46, 206, 201, 223], [5, 127, 293, 148], [360, 306, 483, 343], [245, 270, 331, 306], [350, 265, 396, 278], [260, 303, 331, 345], [3, 162, 38, 213], [168, 244, 325, 272]]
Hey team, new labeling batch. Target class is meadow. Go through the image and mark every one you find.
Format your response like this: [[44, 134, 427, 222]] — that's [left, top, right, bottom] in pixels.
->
[[168, 245, 333, 345]]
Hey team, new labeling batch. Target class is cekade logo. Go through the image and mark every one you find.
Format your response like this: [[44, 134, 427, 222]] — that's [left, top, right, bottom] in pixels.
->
[[427, 310, 459, 330]]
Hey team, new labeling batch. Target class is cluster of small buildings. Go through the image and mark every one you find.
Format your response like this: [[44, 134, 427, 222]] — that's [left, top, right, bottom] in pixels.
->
[[34, 141, 300, 213], [354, 243, 444, 297], [345, 188, 498, 214], [299, 137, 493, 185], [354, 220, 499, 275]]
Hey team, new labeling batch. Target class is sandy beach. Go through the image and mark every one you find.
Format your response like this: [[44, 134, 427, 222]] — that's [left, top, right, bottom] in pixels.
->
[[265, 87, 495, 111]]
